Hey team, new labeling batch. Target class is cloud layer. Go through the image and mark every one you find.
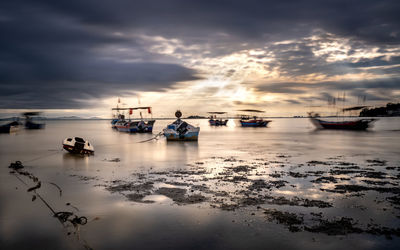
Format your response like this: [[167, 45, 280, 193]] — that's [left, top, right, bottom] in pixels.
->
[[1, 0, 399, 110]]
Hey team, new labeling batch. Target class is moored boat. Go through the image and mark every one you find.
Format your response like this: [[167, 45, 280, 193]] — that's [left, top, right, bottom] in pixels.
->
[[23, 112, 45, 129], [0, 121, 20, 133], [62, 137, 94, 154], [308, 112, 376, 130], [128, 107, 155, 133], [163, 110, 200, 141], [238, 109, 271, 127], [129, 119, 155, 133], [208, 112, 228, 126], [114, 120, 130, 132], [112, 106, 155, 133]]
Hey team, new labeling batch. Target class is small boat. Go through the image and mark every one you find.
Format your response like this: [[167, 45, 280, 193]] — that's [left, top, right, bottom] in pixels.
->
[[23, 112, 45, 129], [309, 112, 376, 130], [208, 112, 228, 126], [238, 109, 271, 127], [0, 121, 20, 133], [163, 110, 200, 141], [62, 137, 94, 154]]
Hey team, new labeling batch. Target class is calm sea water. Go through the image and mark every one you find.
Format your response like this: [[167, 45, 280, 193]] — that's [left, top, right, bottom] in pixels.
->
[[1, 118, 399, 250]]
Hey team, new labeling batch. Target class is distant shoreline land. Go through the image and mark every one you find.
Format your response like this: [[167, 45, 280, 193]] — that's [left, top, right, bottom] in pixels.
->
[[360, 103, 400, 117]]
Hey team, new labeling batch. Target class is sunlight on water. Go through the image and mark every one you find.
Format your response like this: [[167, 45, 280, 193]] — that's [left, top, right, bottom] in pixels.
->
[[1, 118, 399, 250]]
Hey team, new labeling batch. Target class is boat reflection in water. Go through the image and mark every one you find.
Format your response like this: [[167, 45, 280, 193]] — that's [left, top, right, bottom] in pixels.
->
[[163, 110, 200, 141]]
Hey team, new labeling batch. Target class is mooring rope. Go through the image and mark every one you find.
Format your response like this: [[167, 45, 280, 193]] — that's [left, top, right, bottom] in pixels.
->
[[22, 149, 63, 164], [136, 131, 164, 143]]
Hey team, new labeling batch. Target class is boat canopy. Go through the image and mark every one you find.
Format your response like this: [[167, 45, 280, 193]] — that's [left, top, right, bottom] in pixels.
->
[[23, 112, 41, 116], [112, 107, 151, 110], [237, 109, 264, 113], [342, 106, 369, 111]]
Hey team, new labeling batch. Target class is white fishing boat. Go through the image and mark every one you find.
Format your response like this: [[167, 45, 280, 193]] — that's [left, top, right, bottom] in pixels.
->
[[62, 137, 94, 154], [163, 110, 200, 141]]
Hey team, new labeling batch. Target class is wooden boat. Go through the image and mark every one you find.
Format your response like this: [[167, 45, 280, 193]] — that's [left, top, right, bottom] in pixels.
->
[[0, 121, 20, 133], [163, 110, 200, 141], [111, 99, 126, 128], [129, 119, 155, 133], [114, 120, 130, 132], [208, 112, 228, 126], [309, 112, 376, 130], [112, 106, 155, 133], [238, 109, 271, 127], [23, 112, 45, 129], [62, 137, 94, 154], [128, 107, 155, 133], [111, 113, 126, 129]]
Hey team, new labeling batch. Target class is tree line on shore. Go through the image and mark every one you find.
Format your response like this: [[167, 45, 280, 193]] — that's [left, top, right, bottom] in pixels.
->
[[360, 103, 400, 117]]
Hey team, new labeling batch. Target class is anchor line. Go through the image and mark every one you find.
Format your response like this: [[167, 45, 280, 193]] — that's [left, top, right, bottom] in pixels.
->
[[22, 149, 63, 164], [136, 131, 164, 143]]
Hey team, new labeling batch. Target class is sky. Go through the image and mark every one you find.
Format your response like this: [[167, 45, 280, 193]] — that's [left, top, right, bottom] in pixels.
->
[[1, 0, 400, 118]]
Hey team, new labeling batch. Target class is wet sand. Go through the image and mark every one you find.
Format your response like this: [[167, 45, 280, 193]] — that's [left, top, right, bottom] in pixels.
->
[[1, 118, 400, 249]]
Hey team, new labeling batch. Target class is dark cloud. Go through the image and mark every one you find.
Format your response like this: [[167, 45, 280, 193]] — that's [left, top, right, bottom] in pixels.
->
[[255, 78, 400, 104], [1, 0, 399, 108], [0, 1, 200, 108]]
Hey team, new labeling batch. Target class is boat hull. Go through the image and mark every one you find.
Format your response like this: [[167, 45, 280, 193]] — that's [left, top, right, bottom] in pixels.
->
[[163, 131, 199, 141], [63, 144, 94, 154], [25, 121, 45, 129], [209, 119, 228, 126], [129, 126, 153, 133], [240, 120, 271, 127], [311, 118, 376, 130], [116, 126, 130, 132], [0, 122, 20, 133]]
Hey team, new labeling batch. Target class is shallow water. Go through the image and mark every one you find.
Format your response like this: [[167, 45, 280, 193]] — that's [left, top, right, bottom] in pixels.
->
[[1, 118, 400, 249]]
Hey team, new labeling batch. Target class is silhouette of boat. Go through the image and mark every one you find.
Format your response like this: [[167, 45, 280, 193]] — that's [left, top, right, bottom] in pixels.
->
[[0, 121, 20, 133], [309, 109, 376, 130], [208, 112, 228, 126], [23, 112, 45, 129]]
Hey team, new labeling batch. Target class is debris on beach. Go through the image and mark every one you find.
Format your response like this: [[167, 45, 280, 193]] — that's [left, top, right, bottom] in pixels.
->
[[66, 155, 400, 239]]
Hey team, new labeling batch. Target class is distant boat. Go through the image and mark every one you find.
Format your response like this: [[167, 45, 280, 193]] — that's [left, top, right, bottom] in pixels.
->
[[309, 112, 376, 130], [23, 112, 45, 129], [0, 121, 20, 133], [62, 137, 94, 154], [163, 110, 200, 141], [208, 112, 228, 126], [238, 109, 271, 127]]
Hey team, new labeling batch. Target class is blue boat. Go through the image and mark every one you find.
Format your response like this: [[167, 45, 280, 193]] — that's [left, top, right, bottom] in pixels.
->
[[112, 106, 155, 133], [237, 109, 271, 127], [163, 111, 200, 141]]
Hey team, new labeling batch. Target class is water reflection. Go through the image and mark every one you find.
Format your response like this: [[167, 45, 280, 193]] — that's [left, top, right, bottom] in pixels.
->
[[1, 118, 400, 250]]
